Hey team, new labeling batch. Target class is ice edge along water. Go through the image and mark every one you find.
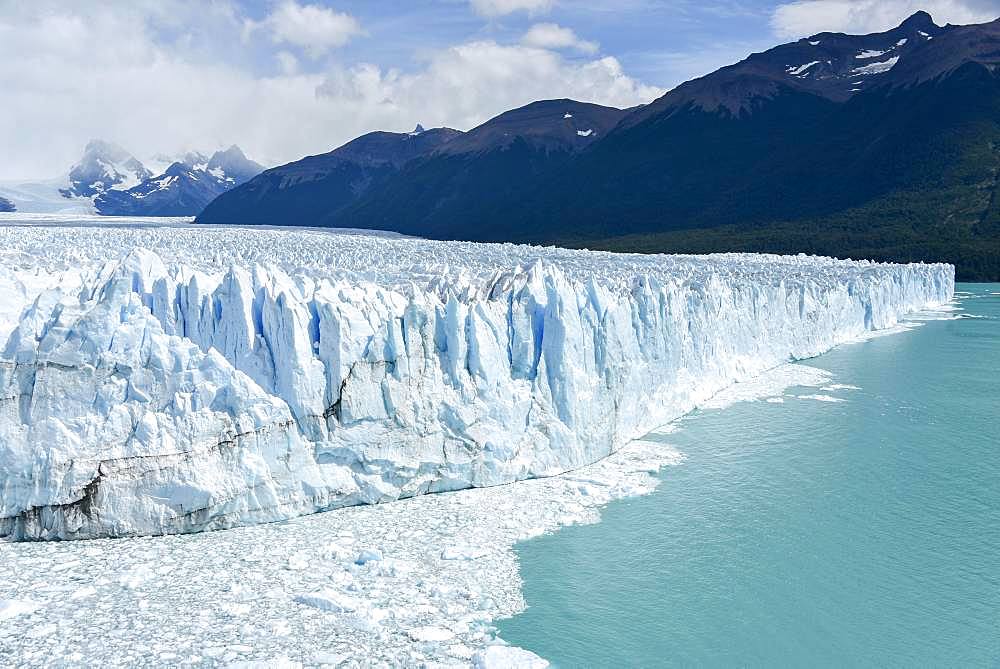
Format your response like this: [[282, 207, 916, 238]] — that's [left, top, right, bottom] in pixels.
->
[[0, 354, 948, 667], [0, 225, 954, 540]]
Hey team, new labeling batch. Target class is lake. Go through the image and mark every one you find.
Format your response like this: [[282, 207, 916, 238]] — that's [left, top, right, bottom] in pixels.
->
[[500, 284, 999, 667]]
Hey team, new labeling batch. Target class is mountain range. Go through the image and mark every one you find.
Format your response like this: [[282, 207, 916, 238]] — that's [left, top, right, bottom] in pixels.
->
[[1, 141, 263, 216], [196, 11, 1000, 281], [59, 139, 154, 199], [94, 145, 263, 217]]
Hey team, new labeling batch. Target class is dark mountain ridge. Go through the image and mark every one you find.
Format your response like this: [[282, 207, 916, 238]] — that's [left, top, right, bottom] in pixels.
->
[[197, 12, 1000, 280], [624, 9, 944, 123], [323, 100, 630, 237], [197, 126, 463, 226]]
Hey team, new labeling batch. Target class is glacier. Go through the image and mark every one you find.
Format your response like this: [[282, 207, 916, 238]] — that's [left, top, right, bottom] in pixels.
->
[[0, 222, 954, 540]]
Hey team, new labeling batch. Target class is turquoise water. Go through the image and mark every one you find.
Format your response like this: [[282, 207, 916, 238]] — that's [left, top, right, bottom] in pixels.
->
[[500, 284, 1000, 667]]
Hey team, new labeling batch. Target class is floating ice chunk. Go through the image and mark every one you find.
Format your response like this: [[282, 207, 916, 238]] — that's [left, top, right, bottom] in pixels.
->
[[228, 582, 258, 601], [295, 589, 360, 613], [70, 585, 97, 599], [701, 364, 831, 410], [311, 652, 348, 666], [0, 599, 40, 620], [797, 394, 847, 403], [376, 557, 415, 576], [449, 644, 476, 659], [441, 545, 488, 560], [518, 526, 547, 540], [286, 552, 310, 570], [408, 626, 456, 642], [226, 657, 302, 669], [220, 602, 253, 616], [267, 619, 292, 637], [321, 542, 352, 561], [576, 129, 593, 137], [119, 564, 155, 589], [563, 113, 573, 118], [473, 644, 550, 668], [51, 559, 81, 572], [26, 623, 58, 639], [354, 549, 383, 565]]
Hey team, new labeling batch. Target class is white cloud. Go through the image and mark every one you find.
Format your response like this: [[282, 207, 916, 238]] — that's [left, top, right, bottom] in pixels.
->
[[276, 50, 299, 75], [249, 1, 363, 56], [0, 3, 661, 181], [771, 0, 999, 39], [470, 0, 555, 18], [522, 23, 599, 53], [315, 42, 662, 133]]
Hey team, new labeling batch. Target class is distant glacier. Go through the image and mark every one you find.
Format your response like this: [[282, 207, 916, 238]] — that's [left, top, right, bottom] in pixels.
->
[[0, 221, 954, 540]]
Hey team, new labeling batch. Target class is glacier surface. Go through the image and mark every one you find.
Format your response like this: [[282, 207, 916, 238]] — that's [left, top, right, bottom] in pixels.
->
[[0, 222, 954, 540]]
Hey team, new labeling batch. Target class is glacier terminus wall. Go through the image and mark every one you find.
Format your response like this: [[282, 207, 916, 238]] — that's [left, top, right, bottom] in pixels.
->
[[0, 223, 955, 540]]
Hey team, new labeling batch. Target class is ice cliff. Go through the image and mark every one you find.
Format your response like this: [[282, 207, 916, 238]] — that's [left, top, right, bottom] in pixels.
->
[[0, 225, 954, 540]]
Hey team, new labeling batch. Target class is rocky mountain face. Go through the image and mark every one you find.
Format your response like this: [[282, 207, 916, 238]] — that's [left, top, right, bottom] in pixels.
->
[[625, 10, 944, 123], [59, 140, 152, 199], [0, 196, 15, 212], [38, 141, 264, 217], [196, 126, 463, 226], [95, 146, 263, 217], [197, 12, 1000, 280], [434, 99, 628, 155], [197, 100, 625, 230]]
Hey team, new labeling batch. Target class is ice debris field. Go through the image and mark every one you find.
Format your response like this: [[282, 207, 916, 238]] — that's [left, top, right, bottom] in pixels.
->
[[0, 348, 953, 668], [0, 219, 955, 666]]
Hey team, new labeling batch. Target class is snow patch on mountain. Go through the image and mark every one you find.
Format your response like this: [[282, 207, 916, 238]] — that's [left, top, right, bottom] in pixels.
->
[[852, 56, 900, 75], [786, 60, 821, 77], [0, 222, 954, 540]]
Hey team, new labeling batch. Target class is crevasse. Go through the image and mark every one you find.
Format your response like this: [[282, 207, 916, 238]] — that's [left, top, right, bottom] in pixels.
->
[[0, 232, 954, 540]]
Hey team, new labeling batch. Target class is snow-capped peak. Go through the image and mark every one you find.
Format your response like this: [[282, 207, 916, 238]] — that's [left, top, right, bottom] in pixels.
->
[[61, 139, 151, 199], [93, 146, 264, 216]]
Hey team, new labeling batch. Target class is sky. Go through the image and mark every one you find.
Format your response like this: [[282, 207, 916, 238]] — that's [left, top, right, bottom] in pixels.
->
[[2, 0, 999, 179]]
